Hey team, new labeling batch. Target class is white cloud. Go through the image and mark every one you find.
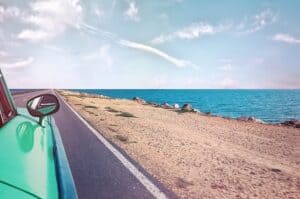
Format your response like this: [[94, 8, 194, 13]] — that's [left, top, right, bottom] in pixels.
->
[[151, 23, 228, 44], [238, 9, 277, 34], [17, 29, 52, 42], [151, 35, 172, 45], [124, 1, 139, 22], [272, 33, 300, 44], [82, 45, 113, 67], [80, 23, 117, 39], [119, 39, 193, 68], [17, 0, 83, 42], [176, 23, 217, 39], [0, 6, 21, 22], [0, 57, 34, 69]]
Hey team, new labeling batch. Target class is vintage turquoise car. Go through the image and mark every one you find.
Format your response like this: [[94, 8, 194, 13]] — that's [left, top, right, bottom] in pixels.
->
[[0, 70, 77, 199]]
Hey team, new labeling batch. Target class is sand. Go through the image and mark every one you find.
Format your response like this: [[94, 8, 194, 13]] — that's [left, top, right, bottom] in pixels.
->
[[58, 90, 300, 199]]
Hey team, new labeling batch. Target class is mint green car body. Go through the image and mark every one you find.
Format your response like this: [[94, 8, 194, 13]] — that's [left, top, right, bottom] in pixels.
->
[[0, 109, 58, 198], [0, 70, 76, 199]]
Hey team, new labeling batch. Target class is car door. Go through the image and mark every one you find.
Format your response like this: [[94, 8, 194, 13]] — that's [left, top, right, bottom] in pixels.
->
[[0, 71, 17, 126]]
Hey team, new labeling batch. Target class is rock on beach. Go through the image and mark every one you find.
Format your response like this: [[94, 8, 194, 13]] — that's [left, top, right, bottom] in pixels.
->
[[182, 103, 193, 112], [132, 97, 146, 104]]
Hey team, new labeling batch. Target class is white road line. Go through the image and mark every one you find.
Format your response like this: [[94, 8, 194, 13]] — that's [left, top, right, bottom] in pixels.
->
[[55, 91, 168, 199]]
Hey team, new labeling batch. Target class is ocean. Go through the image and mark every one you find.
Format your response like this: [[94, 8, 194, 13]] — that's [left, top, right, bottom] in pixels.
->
[[71, 89, 300, 124]]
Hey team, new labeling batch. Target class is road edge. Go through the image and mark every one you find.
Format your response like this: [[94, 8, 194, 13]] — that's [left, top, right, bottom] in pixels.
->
[[54, 90, 168, 199]]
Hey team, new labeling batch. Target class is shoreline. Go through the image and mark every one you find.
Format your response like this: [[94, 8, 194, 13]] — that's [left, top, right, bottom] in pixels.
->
[[66, 90, 299, 128], [58, 89, 300, 198]]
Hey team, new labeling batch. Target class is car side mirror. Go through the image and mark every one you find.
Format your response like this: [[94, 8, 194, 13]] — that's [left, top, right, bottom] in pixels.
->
[[26, 94, 60, 126]]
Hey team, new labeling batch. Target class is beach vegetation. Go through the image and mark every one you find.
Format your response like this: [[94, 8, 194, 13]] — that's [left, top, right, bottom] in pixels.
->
[[115, 135, 129, 142], [84, 105, 98, 109], [175, 178, 194, 189], [105, 106, 120, 113], [117, 112, 137, 118]]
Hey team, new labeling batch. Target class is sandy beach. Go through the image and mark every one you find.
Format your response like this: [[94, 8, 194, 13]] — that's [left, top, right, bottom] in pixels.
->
[[58, 90, 300, 199]]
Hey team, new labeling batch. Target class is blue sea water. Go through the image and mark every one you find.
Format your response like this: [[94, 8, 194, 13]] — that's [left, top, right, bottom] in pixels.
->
[[75, 89, 299, 123], [10, 89, 41, 94], [10, 89, 27, 94]]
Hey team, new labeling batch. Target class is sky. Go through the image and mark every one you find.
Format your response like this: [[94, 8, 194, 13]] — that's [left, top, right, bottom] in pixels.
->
[[0, 0, 299, 89]]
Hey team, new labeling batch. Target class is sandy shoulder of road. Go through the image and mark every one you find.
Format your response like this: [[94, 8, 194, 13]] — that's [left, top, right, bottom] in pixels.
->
[[58, 90, 300, 199]]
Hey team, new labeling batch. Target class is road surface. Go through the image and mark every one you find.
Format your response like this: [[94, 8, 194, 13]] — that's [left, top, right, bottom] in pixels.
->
[[13, 90, 176, 199]]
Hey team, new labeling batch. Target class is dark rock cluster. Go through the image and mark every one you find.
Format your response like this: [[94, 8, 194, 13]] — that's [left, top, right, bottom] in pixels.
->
[[132, 97, 146, 104], [280, 120, 300, 128]]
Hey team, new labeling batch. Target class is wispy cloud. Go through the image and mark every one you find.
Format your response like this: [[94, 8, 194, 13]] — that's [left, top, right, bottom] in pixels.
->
[[272, 33, 300, 44], [119, 39, 194, 68], [152, 8, 277, 44], [80, 23, 117, 40], [176, 23, 218, 39], [17, 0, 83, 42], [124, 1, 139, 22], [0, 57, 34, 69], [17, 29, 52, 42], [151, 23, 229, 44], [77, 23, 197, 69], [0, 5, 21, 22], [237, 9, 277, 34]]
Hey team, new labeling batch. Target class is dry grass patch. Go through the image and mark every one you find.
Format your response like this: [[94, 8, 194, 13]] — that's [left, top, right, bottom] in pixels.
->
[[108, 127, 118, 132], [116, 112, 137, 118], [84, 105, 98, 109], [175, 178, 194, 189], [115, 135, 129, 142], [105, 106, 120, 113]]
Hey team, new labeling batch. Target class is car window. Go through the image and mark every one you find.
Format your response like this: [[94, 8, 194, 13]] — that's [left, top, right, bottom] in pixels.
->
[[0, 76, 16, 127]]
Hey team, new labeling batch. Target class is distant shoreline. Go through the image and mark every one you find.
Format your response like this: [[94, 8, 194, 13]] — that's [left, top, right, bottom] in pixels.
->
[[10, 89, 44, 95], [69, 89, 300, 127]]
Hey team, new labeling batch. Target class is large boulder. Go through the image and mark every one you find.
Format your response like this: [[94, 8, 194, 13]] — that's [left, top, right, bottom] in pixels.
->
[[132, 97, 146, 104], [161, 102, 172, 109], [205, 112, 211, 115], [173, 104, 180, 109], [252, 118, 265, 124], [148, 102, 159, 107], [181, 104, 193, 112]]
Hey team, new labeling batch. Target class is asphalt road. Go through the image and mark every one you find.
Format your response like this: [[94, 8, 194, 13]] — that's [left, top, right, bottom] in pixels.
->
[[13, 90, 176, 199]]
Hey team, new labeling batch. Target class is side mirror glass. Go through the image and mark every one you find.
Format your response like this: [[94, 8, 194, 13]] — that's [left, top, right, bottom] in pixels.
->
[[26, 94, 59, 125]]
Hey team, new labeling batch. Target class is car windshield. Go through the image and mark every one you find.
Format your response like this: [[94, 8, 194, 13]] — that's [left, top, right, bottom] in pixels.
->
[[0, 73, 16, 127]]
